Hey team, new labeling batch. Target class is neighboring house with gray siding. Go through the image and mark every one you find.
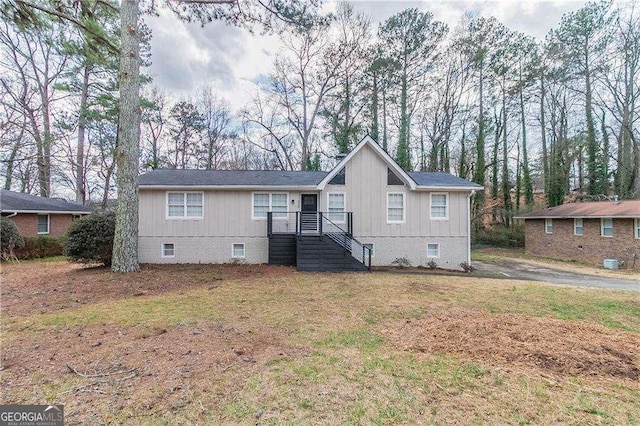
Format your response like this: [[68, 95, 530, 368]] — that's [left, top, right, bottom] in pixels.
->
[[138, 136, 482, 271]]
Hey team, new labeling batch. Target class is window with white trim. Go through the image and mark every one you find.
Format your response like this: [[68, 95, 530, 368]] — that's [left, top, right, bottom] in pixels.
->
[[328, 193, 346, 222], [162, 243, 175, 257], [37, 214, 50, 234], [545, 218, 553, 234], [426, 243, 439, 258], [601, 218, 613, 237], [232, 243, 245, 258], [574, 218, 583, 236], [252, 193, 288, 219], [363, 243, 374, 258], [387, 193, 405, 223], [430, 193, 448, 219], [167, 192, 203, 218], [636, 219, 640, 239]]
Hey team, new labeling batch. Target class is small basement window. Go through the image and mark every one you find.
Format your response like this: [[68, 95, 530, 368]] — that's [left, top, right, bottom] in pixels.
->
[[232, 243, 245, 258], [162, 243, 175, 257], [37, 214, 50, 234], [426, 243, 439, 258], [363, 243, 374, 258], [545, 218, 553, 234], [601, 218, 613, 237]]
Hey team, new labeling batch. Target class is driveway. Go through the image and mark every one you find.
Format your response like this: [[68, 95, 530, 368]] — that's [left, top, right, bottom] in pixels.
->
[[473, 260, 640, 291]]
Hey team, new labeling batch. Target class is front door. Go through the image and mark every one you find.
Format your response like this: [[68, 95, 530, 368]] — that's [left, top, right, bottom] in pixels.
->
[[300, 194, 319, 232]]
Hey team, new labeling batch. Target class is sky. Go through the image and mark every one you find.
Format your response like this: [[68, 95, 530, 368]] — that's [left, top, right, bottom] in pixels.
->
[[145, 1, 589, 111]]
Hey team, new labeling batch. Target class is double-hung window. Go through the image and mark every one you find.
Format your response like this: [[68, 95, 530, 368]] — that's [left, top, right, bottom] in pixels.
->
[[328, 193, 346, 222], [167, 192, 203, 219], [430, 193, 448, 219], [545, 218, 553, 234], [574, 218, 583, 236], [636, 219, 640, 239], [387, 193, 405, 223], [601, 218, 613, 237], [252, 193, 288, 219], [37, 214, 50, 234]]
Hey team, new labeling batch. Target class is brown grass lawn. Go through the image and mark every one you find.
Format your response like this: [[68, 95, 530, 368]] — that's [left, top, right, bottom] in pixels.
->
[[1, 261, 639, 424]]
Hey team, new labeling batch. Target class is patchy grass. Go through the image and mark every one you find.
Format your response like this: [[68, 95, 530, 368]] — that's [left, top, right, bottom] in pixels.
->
[[1, 261, 639, 424]]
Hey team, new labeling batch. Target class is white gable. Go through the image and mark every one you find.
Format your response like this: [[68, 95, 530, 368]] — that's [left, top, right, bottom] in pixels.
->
[[317, 136, 417, 190]]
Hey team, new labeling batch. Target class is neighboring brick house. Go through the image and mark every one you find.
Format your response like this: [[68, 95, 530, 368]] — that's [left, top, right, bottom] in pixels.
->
[[0, 189, 92, 237], [515, 200, 640, 269]]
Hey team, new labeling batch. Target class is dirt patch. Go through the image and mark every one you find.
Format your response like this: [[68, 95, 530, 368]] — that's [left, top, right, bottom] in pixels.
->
[[382, 309, 640, 381], [0, 261, 293, 317]]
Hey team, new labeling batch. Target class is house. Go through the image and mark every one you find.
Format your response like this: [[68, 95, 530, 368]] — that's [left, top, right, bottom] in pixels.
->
[[0, 189, 93, 237], [138, 136, 482, 271], [515, 200, 640, 269]]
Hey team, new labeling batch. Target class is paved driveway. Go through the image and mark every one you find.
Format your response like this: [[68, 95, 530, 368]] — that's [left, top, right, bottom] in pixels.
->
[[473, 260, 640, 291]]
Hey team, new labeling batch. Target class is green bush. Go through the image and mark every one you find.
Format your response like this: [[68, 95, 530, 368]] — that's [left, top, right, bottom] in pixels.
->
[[64, 212, 115, 266], [473, 223, 524, 248], [0, 217, 25, 257], [16, 236, 65, 259]]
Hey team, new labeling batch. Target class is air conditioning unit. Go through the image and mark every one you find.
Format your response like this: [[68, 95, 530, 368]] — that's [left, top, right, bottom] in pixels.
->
[[603, 259, 618, 270]]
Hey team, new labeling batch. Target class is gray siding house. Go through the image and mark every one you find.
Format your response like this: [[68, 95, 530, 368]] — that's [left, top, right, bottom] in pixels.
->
[[138, 136, 482, 270]]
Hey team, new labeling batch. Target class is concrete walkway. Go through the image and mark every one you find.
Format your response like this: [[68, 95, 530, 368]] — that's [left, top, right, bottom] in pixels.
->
[[473, 260, 640, 292]]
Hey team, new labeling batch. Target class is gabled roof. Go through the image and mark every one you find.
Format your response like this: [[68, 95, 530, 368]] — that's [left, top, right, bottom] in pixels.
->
[[318, 135, 417, 190], [0, 189, 93, 214], [138, 136, 481, 192], [408, 172, 483, 190], [515, 200, 640, 219], [139, 169, 327, 188]]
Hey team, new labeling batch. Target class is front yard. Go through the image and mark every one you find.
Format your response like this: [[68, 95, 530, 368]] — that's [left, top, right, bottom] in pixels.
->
[[1, 261, 639, 424]]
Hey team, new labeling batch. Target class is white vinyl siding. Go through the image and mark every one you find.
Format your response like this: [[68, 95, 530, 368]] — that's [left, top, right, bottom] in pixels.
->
[[328, 193, 346, 222], [387, 193, 405, 223], [232, 243, 245, 258], [426, 243, 439, 258], [545, 218, 553, 234], [162, 243, 175, 257], [252, 193, 289, 219], [601, 218, 613, 237], [430, 193, 448, 219], [167, 192, 203, 219], [574, 218, 583, 236], [37, 214, 50, 234]]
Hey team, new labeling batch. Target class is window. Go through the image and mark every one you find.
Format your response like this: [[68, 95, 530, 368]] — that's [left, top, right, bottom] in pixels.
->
[[252, 193, 288, 219], [545, 218, 553, 234], [426, 243, 439, 258], [574, 218, 583, 236], [162, 243, 175, 257], [387, 168, 404, 185], [167, 192, 203, 219], [232, 243, 245, 258], [387, 193, 405, 223], [636, 219, 640, 239], [363, 243, 374, 258], [329, 168, 345, 185], [328, 193, 346, 222], [430, 193, 448, 219], [37, 214, 49, 234], [601, 218, 613, 237]]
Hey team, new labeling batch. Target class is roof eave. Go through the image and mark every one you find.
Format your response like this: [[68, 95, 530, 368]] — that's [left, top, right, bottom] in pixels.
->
[[1, 209, 92, 214], [139, 185, 321, 191], [414, 185, 484, 191], [515, 215, 640, 219]]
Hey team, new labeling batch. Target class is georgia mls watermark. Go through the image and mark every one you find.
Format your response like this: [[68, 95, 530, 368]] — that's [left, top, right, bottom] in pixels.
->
[[0, 405, 64, 426]]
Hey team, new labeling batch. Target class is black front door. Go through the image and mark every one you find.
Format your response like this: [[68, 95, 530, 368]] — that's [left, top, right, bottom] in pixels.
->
[[300, 194, 319, 232]]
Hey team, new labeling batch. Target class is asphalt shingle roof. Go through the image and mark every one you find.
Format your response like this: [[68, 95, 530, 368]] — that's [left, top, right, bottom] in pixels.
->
[[140, 169, 481, 189], [516, 200, 640, 219], [0, 189, 93, 213], [408, 172, 483, 188]]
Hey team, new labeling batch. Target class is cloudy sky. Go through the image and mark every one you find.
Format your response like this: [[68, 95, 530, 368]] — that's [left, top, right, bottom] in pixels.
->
[[145, 1, 588, 110]]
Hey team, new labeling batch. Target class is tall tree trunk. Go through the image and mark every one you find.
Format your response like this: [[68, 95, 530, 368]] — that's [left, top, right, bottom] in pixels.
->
[[501, 83, 512, 226], [540, 72, 549, 202], [520, 69, 533, 209], [76, 64, 90, 204], [585, 60, 601, 195], [382, 86, 388, 152], [112, 0, 141, 273], [472, 62, 486, 227], [371, 72, 379, 141]]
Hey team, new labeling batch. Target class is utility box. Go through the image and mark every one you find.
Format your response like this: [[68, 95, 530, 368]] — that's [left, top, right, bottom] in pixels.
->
[[603, 259, 619, 270]]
